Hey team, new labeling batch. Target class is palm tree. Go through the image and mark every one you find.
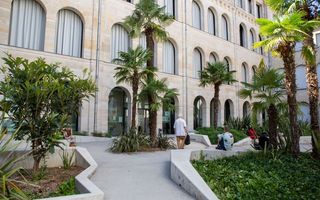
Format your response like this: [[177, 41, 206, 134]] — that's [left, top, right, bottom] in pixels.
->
[[124, 0, 173, 68], [123, 0, 174, 138], [254, 12, 308, 156], [239, 60, 284, 148], [139, 78, 178, 144], [199, 62, 237, 128], [113, 46, 154, 129], [266, 0, 320, 158]]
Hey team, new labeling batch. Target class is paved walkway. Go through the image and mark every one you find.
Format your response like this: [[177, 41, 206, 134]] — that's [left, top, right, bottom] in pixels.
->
[[78, 136, 312, 200], [78, 139, 206, 200]]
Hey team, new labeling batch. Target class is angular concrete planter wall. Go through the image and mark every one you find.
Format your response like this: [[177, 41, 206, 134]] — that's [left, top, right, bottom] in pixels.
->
[[170, 149, 245, 200], [0, 146, 104, 200]]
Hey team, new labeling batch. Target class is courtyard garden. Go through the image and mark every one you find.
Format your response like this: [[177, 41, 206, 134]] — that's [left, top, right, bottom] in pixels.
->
[[193, 152, 320, 200]]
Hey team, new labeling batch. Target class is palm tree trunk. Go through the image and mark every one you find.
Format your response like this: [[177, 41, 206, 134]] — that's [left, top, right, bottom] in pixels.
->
[[280, 43, 301, 156], [131, 79, 139, 129], [267, 103, 278, 149], [145, 29, 157, 139], [303, 34, 320, 159], [213, 84, 220, 128], [145, 30, 154, 70]]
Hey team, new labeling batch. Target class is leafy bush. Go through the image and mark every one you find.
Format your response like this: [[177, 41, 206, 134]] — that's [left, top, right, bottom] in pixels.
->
[[156, 134, 175, 150], [0, 129, 29, 199], [226, 116, 251, 131], [60, 151, 75, 169], [196, 127, 247, 144], [91, 131, 112, 138], [111, 129, 150, 152], [192, 152, 320, 200], [49, 177, 77, 197]]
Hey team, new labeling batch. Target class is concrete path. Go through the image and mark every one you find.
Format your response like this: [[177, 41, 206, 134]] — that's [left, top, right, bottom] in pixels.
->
[[78, 139, 205, 200]]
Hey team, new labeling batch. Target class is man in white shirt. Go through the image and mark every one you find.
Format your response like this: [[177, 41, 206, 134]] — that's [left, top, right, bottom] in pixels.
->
[[173, 115, 188, 149]]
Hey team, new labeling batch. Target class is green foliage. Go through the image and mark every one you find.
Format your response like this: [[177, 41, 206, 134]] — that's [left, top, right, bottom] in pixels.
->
[[123, 0, 173, 41], [156, 134, 175, 150], [226, 116, 251, 131], [199, 61, 237, 87], [196, 127, 247, 144], [60, 151, 75, 170], [0, 55, 96, 171], [111, 129, 150, 152], [91, 131, 111, 137], [139, 78, 178, 112], [32, 162, 47, 181], [0, 128, 29, 200], [49, 177, 77, 197], [192, 152, 320, 200]]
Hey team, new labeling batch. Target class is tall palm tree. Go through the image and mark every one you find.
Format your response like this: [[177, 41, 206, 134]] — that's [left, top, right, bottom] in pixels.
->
[[266, 0, 320, 158], [124, 0, 173, 68], [139, 78, 178, 144], [199, 62, 237, 128], [254, 12, 308, 156], [113, 46, 154, 129], [239, 60, 284, 148], [123, 0, 174, 138]]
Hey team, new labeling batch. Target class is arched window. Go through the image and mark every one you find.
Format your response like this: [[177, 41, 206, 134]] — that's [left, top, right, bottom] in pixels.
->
[[108, 87, 130, 136], [221, 15, 229, 41], [9, 0, 46, 50], [165, 0, 176, 18], [56, 9, 83, 57], [163, 40, 176, 74], [209, 53, 217, 63], [111, 24, 131, 60], [239, 24, 247, 47], [193, 48, 203, 78], [252, 65, 257, 81], [242, 63, 249, 83], [194, 96, 205, 129], [223, 57, 230, 72], [243, 101, 251, 118], [224, 99, 234, 122], [208, 9, 216, 35], [192, 1, 202, 29], [249, 29, 255, 51]]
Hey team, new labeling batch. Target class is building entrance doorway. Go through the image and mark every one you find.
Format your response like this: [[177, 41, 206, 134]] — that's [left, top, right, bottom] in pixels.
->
[[108, 87, 129, 136], [162, 98, 175, 134], [138, 101, 149, 134]]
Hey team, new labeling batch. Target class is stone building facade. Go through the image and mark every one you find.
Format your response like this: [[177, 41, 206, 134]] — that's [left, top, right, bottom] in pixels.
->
[[0, 0, 270, 135]]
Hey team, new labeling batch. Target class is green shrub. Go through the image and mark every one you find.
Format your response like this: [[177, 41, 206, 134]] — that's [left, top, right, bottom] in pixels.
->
[[156, 134, 175, 150], [226, 116, 251, 131], [49, 177, 77, 197], [196, 127, 247, 144], [0, 128, 29, 200], [59, 151, 75, 170], [111, 129, 150, 152], [192, 152, 320, 200]]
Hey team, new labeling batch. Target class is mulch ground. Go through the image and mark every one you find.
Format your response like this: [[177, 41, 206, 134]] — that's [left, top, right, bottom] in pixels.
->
[[16, 166, 83, 198]]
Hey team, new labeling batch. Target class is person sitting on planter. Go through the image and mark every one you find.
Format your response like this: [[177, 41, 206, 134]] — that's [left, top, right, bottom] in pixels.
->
[[216, 126, 234, 151]]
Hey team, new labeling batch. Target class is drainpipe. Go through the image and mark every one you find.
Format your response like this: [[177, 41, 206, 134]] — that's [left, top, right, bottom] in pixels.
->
[[94, 0, 102, 132], [184, 0, 188, 124]]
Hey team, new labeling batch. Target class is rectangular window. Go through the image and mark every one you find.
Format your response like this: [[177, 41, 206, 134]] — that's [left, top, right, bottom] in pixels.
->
[[248, 0, 253, 14], [256, 4, 262, 18]]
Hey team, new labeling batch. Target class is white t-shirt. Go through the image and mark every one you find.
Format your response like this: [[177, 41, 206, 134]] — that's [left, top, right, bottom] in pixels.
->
[[174, 117, 187, 136]]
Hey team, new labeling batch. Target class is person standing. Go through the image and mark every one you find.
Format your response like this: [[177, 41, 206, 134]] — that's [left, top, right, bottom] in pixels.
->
[[174, 115, 188, 149]]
